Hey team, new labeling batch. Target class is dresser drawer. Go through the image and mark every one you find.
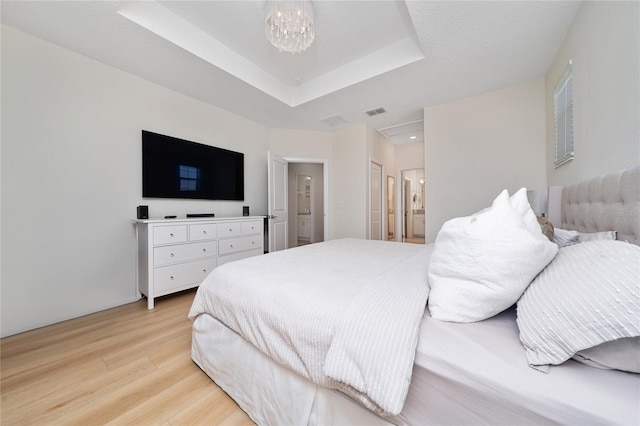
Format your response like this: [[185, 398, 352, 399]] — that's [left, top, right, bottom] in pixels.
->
[[153, 241, 217, 266], [218, 235, 262, 255], [189, 223, 217, 241], [153, 225, 188, 245], [241, 220, 262, 235], [154, 258, 217, 293], [218, 222, 242, 238]]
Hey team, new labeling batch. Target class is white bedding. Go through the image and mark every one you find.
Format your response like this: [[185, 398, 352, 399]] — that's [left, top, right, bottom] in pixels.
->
[[191, 313, 392, 426], [192, 305, 640, 426], [188, 166, 640, 425], [403, 307, 640, 425], [188, 238, 430, 415]]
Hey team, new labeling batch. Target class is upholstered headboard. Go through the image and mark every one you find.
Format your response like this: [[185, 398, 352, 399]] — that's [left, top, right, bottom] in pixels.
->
[[561, 166, 640, 245]]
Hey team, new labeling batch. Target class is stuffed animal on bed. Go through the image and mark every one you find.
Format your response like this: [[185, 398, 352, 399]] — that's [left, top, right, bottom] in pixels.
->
[[536, 214, 554, 241]]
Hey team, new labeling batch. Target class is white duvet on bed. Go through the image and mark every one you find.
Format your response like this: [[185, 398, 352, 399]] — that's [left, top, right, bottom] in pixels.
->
[[188, 238, 431, 415]]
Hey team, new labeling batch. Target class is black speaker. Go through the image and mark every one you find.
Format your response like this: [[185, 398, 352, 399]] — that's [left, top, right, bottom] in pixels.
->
[[137, 205, 149, 219], [243, 206, 250, 216]]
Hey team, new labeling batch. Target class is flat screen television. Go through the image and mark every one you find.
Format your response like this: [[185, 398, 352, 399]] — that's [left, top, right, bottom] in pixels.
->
[[142, 130, 244, 201]]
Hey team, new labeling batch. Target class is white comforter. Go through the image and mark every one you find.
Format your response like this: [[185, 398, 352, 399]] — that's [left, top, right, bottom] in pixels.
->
[[188, 238, 432, 415]]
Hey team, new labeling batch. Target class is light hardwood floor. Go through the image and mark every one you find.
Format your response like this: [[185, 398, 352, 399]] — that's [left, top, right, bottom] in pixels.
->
[[0, 289, 255, 425]]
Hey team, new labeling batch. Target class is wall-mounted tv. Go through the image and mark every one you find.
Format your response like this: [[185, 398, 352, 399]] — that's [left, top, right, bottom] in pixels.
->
[[142, 130, 244, 201]]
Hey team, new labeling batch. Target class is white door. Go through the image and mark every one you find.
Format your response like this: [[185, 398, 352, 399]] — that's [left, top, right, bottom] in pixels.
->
[[268, 151, 288, 252], [370, 161, 383, 240]]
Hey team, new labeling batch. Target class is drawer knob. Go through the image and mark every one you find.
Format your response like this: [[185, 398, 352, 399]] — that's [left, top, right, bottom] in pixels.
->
[[229, 228, 233, 232], [251, 241, 255, 245], [202, 248, 206, 252], [229, 244, 233, 248], [203, 230, 207, 234], [169, 233, 174, 237], [170, 275, 174, 280], [202, 269, 207, 273], [170, 253, 174, 257]]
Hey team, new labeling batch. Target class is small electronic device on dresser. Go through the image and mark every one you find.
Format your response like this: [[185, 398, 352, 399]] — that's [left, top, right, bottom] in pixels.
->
[[137, 205, 148, 219]]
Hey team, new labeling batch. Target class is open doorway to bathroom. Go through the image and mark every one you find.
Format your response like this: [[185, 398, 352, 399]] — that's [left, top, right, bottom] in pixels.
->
[[288, 162, 325, 247], [401, 168, 425, 244]]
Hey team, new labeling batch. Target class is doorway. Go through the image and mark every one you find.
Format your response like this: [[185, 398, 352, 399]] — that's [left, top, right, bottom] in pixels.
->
[[288, 162, 325, 247], [401, 168, 425, 244]]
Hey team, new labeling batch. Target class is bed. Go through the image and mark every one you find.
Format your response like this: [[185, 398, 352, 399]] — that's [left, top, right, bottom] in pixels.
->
[[189, 166, 640, 425]]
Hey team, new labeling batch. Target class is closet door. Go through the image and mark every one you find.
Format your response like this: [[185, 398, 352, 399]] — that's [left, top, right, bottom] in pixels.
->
[[370, 161, 383, 240]]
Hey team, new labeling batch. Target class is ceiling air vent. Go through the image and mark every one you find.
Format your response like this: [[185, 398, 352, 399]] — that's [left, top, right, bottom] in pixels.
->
[[365, 106, 386, 117], [319, 114, 350, 128]]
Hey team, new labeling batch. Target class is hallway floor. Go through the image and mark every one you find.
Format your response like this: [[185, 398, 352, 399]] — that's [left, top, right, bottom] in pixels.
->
[[404, 237, 425, 244]]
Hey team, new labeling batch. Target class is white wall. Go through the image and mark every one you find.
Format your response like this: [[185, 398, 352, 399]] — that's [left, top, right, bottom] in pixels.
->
[[424, 79, 547, 242], [269, 128, 333, 160], [546, 1, 640, 186], [1, 26, 271, 337], [330, 125, 368, 239], [395, 141, 425, 172]]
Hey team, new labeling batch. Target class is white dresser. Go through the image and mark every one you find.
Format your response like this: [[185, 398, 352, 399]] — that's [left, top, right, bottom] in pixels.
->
[[135, 216, 264, 309]]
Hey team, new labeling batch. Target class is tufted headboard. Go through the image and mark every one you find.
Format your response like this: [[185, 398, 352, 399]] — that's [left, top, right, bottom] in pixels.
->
[[561, 166, 640, 245]]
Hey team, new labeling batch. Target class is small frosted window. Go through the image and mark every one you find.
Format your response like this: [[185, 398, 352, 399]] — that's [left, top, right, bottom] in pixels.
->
[[554, 61, 574, 168]]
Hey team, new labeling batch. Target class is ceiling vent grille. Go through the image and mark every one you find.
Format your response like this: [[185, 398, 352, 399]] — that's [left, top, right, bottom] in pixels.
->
[[365, 107, 386, 117], [320, 114, 350, 128]]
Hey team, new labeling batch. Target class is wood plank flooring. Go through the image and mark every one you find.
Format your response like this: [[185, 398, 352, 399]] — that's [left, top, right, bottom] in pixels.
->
[[0, 290, 255, 425]]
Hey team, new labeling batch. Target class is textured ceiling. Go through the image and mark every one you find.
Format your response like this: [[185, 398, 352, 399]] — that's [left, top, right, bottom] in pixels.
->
[[1, 1, 582, 143]]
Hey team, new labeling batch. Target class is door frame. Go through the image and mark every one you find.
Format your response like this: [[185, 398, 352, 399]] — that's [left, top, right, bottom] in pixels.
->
[[282, 157, 329, 244]]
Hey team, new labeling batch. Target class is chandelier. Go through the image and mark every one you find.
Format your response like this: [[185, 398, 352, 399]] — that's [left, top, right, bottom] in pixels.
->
[[265, 0, 315, 54]]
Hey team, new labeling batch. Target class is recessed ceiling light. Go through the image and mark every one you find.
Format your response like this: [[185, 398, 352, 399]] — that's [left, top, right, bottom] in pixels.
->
[[409, 136, 417, 140]]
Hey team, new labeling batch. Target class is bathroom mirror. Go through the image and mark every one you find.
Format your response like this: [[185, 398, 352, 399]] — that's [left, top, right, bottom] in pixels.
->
[[387, 176, 395, 240], [297, 175, 311, 214]]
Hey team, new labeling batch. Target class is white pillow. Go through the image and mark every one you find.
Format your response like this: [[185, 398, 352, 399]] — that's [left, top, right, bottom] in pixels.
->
[[553, 228, 580, 247], [579, 230, 617, 242], [428, 190, 558, 323], [509, 188, 544, 238], [517, 240, 640, 372]]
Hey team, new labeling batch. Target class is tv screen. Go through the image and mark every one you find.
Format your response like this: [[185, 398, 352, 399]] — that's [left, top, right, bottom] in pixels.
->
[[142, 130, 244, 201]]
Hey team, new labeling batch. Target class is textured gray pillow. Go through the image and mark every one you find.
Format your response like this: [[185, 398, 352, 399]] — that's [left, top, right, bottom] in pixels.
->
[[574, 337, 640, 373], [516, 240, 640, 372]]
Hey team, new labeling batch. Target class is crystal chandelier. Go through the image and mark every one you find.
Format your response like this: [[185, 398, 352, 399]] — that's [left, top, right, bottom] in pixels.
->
[[265, 0, 315, 54]]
